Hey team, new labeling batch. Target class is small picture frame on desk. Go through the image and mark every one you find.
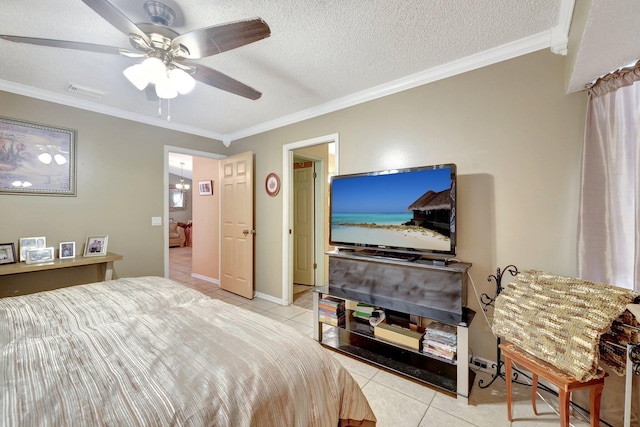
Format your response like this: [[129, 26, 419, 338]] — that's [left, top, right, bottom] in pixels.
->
[[0, 243, 17, 265], [26, 247, 55, 265], [19, 236, 46, 262], [59, 242, 75, 259], [84, 235, 108, 257]]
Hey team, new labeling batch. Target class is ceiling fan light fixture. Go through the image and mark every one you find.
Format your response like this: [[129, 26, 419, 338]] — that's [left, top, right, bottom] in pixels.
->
[[141, 57, 167, 84], [155, 76, 178, 99], [123, 64, 150, 90], [168, 68, 195, 94]]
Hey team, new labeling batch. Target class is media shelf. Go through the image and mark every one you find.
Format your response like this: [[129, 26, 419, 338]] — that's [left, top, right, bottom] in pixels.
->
[[314, 251, 475, 401]]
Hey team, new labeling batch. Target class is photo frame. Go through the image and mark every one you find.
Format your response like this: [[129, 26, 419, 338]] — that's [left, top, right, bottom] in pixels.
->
[[199, 180, 213, 196], [0, 116, 76, 196], [26, 247, 55, 265], [19, 236, 46, 262], [59, 241, 76, 259], [0, 242, 17, 265], [84, 235, 108, 257]]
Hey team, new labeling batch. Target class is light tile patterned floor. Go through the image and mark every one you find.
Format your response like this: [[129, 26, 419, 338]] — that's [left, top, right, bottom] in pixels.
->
[[169, 247, 593, 427]]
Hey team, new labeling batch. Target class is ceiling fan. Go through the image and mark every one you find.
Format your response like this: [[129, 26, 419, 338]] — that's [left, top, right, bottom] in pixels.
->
[[0, 0, 271, 100]]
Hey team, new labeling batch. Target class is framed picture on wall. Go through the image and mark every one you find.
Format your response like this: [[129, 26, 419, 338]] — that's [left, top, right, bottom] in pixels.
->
[[199, 180, 213, 195], [0, 116, 76, 196], [59, 241, 75, 259], [84, 235, 108, 257]]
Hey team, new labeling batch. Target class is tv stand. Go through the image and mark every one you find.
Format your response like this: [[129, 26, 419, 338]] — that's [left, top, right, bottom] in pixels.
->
[[314, 251, 474, 402]]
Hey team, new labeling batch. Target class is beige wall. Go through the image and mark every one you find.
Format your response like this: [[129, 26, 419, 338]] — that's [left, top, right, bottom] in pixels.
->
[[0, 91, 227, 293], [228, 49, 587, 360], [192, 156, 220, 282], [1, 49, 588, 360]]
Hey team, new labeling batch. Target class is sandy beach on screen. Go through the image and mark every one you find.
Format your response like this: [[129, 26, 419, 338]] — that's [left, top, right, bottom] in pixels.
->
[[333, 224, 450, 251]]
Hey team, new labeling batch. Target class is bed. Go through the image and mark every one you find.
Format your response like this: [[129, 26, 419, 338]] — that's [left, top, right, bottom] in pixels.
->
[[0, 277, 376, 426]]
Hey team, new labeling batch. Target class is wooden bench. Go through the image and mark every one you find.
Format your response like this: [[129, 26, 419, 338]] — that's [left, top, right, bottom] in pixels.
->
[[500, 343, 607, 427]]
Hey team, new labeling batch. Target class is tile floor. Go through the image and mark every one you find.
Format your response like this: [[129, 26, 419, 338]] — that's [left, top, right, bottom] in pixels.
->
[[169, 247, 594, 427]]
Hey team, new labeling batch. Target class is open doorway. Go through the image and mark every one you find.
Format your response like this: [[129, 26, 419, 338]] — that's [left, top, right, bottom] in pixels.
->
[[164, 146, 225, 279], [281, 134, 338, 306]]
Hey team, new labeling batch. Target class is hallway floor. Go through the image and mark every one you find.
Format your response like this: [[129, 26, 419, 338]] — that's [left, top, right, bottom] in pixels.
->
[[168, 246, 593, 427]]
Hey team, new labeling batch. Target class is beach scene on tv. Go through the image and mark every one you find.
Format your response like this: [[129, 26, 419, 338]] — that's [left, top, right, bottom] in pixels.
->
[[330, 168, 453, 253]]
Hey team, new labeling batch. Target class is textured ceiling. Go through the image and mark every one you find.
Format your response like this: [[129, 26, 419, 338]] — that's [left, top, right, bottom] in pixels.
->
[[0, 0, 636, 146]]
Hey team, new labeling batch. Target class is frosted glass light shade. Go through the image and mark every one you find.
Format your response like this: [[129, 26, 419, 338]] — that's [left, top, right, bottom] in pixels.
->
[[123, 64, 150, 90], [168, 68, 195, 94], [155, 75, 178, 99], [141, 57, 167, 84]]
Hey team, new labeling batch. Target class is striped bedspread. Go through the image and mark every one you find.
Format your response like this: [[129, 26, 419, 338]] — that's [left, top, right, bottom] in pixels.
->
[[0, 277, 376, 426]]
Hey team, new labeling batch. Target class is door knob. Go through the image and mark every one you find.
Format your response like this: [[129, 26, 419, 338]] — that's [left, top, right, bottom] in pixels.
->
[[242, 229, 256, 236]]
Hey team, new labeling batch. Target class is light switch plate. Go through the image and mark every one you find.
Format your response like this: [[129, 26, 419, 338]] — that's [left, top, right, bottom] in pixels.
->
[[151, 216, 162, 226]]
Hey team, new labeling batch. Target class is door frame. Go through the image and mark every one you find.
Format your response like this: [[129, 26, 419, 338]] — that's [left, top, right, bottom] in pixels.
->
[[292, 155, 318, 286], [281, 134, 339, 305], [164, 145, 225, 278]]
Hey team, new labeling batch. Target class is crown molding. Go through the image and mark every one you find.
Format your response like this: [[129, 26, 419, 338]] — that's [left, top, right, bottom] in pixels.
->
[[0, 80, 226, 143], [0, 29, 555, 146], [550, 0, 575, 55], [226, 30, 551, 143]]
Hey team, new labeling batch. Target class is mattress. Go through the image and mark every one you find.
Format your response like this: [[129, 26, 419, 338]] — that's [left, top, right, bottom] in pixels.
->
[[0, 276, 376, 426]]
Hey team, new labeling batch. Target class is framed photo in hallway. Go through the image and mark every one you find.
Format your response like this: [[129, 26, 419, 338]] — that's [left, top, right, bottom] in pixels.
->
[[199, 180, 213, 195]]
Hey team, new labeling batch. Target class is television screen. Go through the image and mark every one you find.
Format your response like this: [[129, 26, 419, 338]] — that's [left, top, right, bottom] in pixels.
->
[[329, 164, 456, 257]]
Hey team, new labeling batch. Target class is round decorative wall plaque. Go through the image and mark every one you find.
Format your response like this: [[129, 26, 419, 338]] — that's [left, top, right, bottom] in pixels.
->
[[265, 173, 280, 196]]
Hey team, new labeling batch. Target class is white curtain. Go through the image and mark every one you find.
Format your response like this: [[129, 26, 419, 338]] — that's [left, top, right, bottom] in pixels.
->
[[578, 63, 640, 291]]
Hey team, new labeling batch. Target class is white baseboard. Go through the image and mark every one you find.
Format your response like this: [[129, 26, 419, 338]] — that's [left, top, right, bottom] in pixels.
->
[[191, 273, 219, 285], [254, 291, 286, 306]]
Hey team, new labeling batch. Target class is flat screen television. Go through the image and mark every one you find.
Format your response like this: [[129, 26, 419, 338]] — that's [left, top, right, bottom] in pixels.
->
[[329, 164, 456, 258]]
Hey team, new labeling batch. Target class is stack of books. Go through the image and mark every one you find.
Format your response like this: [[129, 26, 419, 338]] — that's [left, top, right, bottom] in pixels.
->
[[422, 321, 457, 361], [352, 303, 376, 322], [318, 297, 345, 326]]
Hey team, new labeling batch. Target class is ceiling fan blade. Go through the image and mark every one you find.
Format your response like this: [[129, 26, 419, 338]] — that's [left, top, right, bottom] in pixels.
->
[[191, 64, 262, 100], [0, 34, 134, 55], [171, 18, 270, 59], [81, 0, 151, 46]]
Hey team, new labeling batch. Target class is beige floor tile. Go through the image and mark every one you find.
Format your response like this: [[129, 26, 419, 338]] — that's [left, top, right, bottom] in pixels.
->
[[419, 406, 477, 427], [361, 381, 429, 427], [370, 369, 437, 405], [267, 304, 308, 319]]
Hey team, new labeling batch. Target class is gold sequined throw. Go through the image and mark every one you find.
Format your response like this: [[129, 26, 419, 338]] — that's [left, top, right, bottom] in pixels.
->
[[492, 270, 639, 382]]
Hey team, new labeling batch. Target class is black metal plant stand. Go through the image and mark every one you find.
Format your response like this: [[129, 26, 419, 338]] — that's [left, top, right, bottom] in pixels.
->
[[478, 264, 519, 389]]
